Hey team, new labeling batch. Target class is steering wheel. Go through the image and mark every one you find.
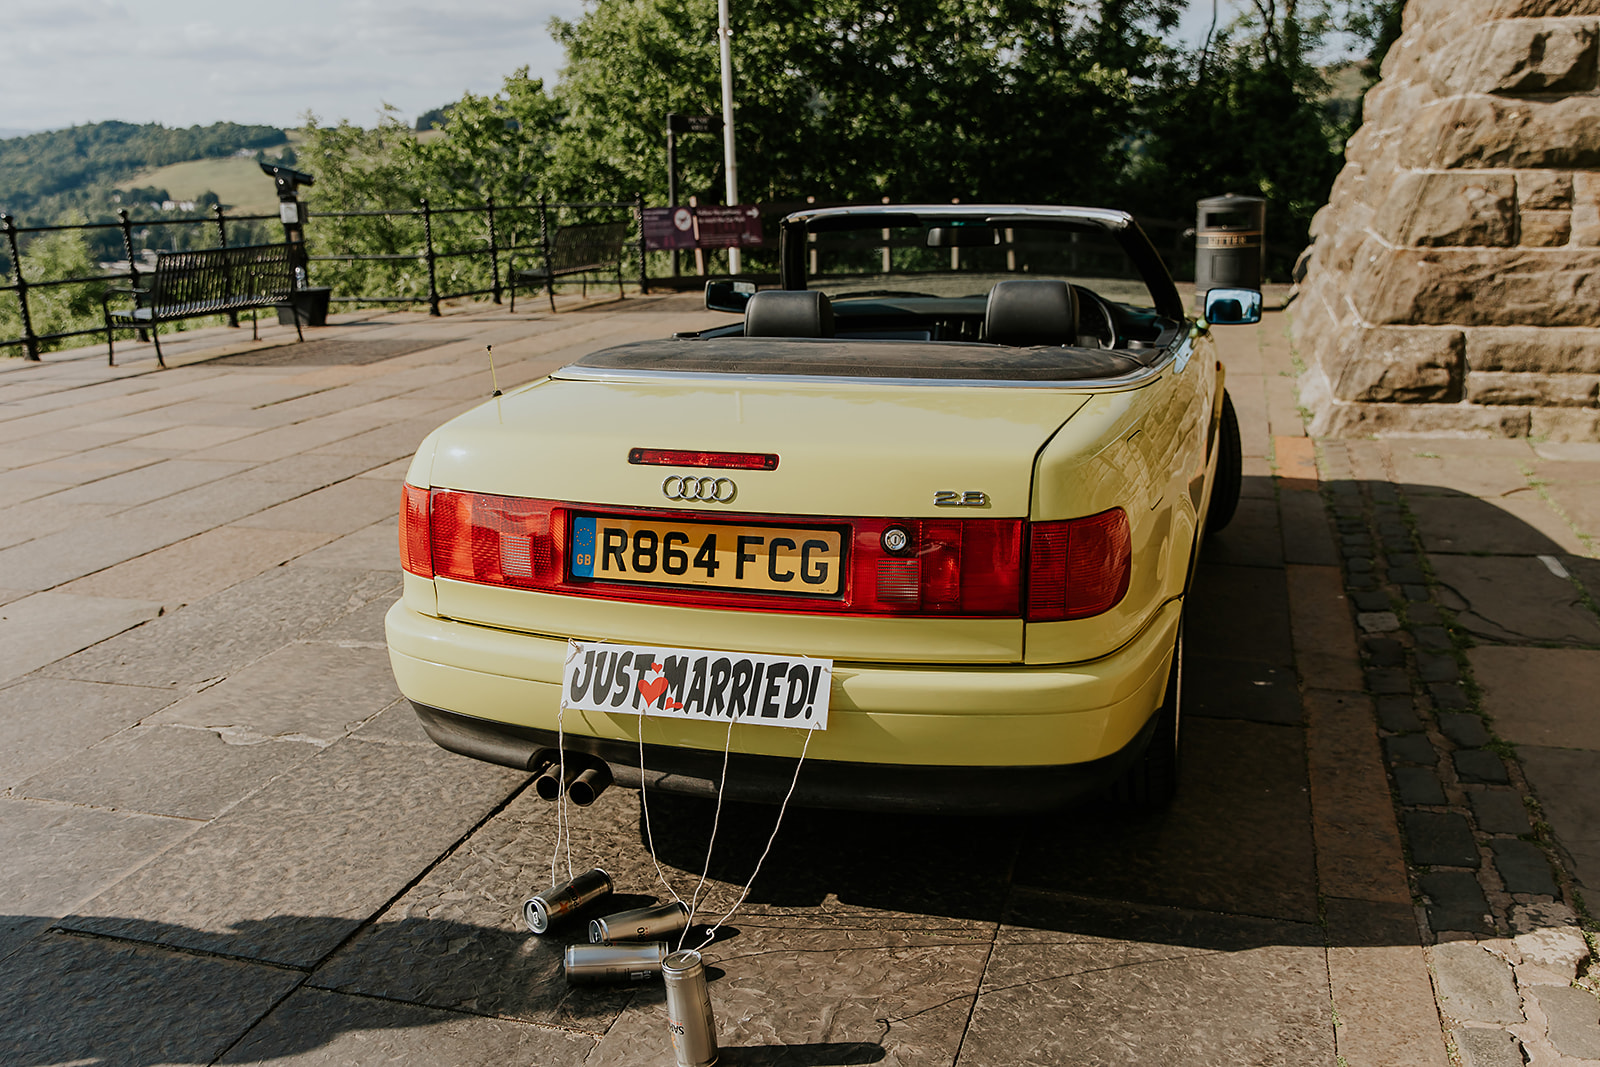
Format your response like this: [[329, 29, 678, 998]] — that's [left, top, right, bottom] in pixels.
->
[[1074, 287, 1118, 350]]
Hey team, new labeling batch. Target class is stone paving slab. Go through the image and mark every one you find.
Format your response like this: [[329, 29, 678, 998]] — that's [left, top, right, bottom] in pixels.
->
[[58, 525, 335, 608], [1012, 718, 1318, 923], [44, 563, 399, 689], [0, 798, 194, 964], [0, 932, 303, 1066], [961, 889, 1332, 1067], [16, 723, 316, 820], [1469, 646, 1600, 750], [0, 591, 163, 685], [218, 986, 597, 1065], [1518, 745, 1600, 895], [0, 677, 179, 790], [145, 638, 402, 744], [60, 739, 528, 968], [1429, 553, 1600, 645]]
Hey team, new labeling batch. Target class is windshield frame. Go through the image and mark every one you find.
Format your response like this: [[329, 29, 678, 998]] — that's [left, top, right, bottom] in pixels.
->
[[777, 204, 1185, 322]]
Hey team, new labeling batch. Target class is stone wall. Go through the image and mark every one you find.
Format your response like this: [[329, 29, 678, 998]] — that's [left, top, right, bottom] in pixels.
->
[[1292, 0, 1600, 439]]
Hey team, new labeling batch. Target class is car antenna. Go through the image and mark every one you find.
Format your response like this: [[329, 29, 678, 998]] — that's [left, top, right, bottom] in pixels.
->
[[486, 344, 503, 397]]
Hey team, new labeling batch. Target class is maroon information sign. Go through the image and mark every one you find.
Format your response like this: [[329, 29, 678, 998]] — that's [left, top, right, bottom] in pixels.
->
[[643, 206, 764, 251]]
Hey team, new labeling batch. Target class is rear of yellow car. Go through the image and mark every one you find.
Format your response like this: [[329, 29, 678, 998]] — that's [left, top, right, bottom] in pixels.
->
[[384, 340, 1221, 814]]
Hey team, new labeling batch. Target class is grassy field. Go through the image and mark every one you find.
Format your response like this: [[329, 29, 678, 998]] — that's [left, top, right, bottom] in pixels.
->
[[116, 155, 284, 215]]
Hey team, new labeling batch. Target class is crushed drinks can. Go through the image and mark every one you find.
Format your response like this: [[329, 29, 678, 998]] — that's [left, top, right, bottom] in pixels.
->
[[564, 942, 669, 985], [522, 868, 612, 934], [662, 948, 718, 1067], [590, 901, 690, 945]]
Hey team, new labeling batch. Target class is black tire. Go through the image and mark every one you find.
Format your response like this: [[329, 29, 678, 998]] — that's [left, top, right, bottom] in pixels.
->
[[1206, 390, 1243, 534], [1109, 628, 1182, 813]]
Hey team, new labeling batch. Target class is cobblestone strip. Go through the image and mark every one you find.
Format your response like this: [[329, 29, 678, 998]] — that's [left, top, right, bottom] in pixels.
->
[[1320, 439, 1600, 1067]]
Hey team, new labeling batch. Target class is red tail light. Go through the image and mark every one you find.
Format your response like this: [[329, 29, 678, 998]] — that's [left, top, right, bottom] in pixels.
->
[[400, 484, 432, 577], [402, 490, 1126, 622], [429, 492, 566, 591], [1026, 508, 1132, 621]]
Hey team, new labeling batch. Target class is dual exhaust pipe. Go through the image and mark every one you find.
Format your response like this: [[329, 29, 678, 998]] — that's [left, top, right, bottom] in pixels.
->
[[531, 751, 613, 806]]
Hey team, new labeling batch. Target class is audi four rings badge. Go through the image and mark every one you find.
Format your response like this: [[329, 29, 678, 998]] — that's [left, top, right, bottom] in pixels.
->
[[662, 476, 737, 503]]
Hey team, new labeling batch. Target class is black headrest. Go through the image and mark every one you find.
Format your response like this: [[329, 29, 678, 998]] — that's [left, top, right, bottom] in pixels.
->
[[984, 280, 1078, 347], [745, 290, 835, 338]]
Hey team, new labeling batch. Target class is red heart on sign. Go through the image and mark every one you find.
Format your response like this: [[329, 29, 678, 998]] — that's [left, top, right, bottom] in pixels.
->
[[638, 676, 668, 707], [665, 699, 684, 710]]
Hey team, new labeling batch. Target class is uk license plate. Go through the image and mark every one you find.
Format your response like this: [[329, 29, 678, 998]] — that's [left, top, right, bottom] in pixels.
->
[[569, 515, 843, 596]]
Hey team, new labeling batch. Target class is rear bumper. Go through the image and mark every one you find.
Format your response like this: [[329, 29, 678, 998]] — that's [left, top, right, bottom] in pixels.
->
[[409, 700, 1158, 814], [385, 597, 1180, 811]]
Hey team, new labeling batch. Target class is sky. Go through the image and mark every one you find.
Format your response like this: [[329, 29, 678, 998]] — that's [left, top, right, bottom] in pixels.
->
[[4, 0, 1255, 134]]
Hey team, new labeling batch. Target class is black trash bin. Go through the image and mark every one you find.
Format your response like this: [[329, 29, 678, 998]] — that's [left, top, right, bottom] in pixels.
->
[[1195, 194, 1266, 292], [277, 286, 331, 327]]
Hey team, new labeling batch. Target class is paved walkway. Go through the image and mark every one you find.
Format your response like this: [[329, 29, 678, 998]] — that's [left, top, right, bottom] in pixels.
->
[[0, 296, 1592, 1065]]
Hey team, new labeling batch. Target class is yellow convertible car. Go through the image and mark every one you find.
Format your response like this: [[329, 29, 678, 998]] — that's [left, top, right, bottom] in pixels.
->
[[386, 204, 1257, 813]]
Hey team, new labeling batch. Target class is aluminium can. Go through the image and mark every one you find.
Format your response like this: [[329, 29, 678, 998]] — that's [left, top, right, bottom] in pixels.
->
[[662, 948, 718, 1067], [522, 868, 613, 934], [590, 901, 690, 945], [564, 942, 669, 984]]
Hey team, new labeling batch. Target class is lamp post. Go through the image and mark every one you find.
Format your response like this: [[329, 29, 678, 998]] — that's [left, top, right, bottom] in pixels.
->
[[717, 0, 741, 275]]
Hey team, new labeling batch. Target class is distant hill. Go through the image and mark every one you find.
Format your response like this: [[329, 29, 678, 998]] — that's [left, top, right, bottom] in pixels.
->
[[0, 120, 288, 223], [0, 128, 35, 140]]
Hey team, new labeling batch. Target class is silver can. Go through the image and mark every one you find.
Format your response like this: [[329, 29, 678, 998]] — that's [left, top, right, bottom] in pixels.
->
[[564, 942, 669, 984], [522, 868, 613, 934], [590, 901, 690, 945], [662, 948, 718, 1067]]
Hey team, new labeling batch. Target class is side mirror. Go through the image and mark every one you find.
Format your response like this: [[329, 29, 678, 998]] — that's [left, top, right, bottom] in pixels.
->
[[705, 278, 757, 313], [1203, 287, 1263, 326]]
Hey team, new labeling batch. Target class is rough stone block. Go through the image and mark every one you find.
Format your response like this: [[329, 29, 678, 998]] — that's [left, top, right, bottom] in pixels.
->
[[1518, 170, 1574, 211], [1378, 694, 1425, 733], [1375, 172, 1518, 247], [1451, 1027, 1525, 1067], [1395, 765, 1449, 805], [1401, 95, 1600, 170], [1455, 750, 1510, 785], [1405, 810, 1481, 867], [1531, 983, 1600, 1059], [1470, 790, 1531, 835], [1331, 327, 1466, 403], [1431, 941, 1522, 1026], [1430, 682, 1472, 711], [1418, 652, 1461, 683], [1309, 397, 1533, 438], [1466, 370, 1600, 406], [1573, 170, 1600, 246], [1512, 907, 1589, 983], [1475, 19, 1599, 93], [1529, 406, 1600, 440], [1489, 838, 1558, 896], [1439, 712, 1491, 748], [1519, 209, 1572, 246], [1465, 326, 1600, 373], [1387, 734, 1440, 765], [1421, 870, 1494, 934], [1355, 248, 1600, 328]]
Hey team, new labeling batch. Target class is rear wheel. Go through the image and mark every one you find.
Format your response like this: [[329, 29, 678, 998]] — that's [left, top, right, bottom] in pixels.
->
[[1206, 391, 1242, 534], [1109, 627, 1182, 812]]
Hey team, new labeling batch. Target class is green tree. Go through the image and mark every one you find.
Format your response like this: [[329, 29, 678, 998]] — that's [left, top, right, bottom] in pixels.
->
[[1, 220, 108, 354]]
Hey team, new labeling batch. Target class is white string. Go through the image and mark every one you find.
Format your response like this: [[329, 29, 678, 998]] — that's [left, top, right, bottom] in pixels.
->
[[691, 723, 816, 951], [680, 712, 738, 944], [636, 708, 687, 907], [552, 704, 572, 886]]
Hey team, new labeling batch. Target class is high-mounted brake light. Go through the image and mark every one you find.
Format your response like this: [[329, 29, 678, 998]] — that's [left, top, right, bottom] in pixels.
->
[[629, 448, 779, 471], [400, 484, 432, 578], [1026, 508, 1132, 621]]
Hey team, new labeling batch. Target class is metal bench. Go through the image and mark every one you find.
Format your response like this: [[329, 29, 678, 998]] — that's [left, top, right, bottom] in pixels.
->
[[101, 243, 304, 368], [511, 221, 628, 313]]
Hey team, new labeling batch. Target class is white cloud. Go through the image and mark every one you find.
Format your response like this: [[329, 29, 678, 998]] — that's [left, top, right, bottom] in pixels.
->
[[1, 0, 583, 130]]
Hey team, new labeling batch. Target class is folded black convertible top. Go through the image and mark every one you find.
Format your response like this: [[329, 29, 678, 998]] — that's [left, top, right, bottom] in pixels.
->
[[565, 337, 1145, 382]]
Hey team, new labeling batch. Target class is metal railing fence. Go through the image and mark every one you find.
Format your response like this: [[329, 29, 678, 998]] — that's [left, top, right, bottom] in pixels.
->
[[2, 194, 1196, 361]]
